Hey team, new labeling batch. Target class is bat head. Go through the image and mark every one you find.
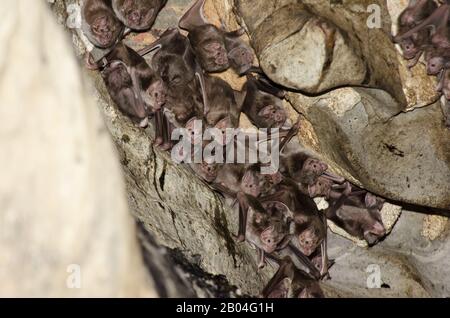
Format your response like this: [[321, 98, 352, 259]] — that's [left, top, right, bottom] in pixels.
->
[[308, 176, 333, 198], [214, 117, 233, 145], [91, 14, 122, 48], [115, 0, 159, 30], [426, 55, 445, 75], [257, 104, 287, 129], [240, 170, 261, 197], [295, 221, 323, 256], [260, 221, 287, 253], [399, 37, 421, 60], [363, 220, 385, 246], [198, 162, 219, 183], [228, 45, 254, 75]]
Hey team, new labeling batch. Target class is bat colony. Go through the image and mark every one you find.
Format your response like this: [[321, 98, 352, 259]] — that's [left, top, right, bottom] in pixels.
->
[[82, 0, 399, 298], [393, 0, 450, 126]]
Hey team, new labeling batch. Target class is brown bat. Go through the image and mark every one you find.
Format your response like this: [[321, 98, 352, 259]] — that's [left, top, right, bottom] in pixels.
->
[[211, 121, 302, 200], [424, 47, 450, 75], [101, 43, 166, 128], [280, 152, 329, 187], [326, 188, 386, 245], [394, 0, 437, 68], [140, 28, 207, 127], [112, 0, 167, 31], [240, 75, 288, 129], [395, 2, 450, 73], [81, 0, 125, 49], [262, 256, 324, 298], [260, 178, 326, 257], [236, 192, 291, 254], [178, 0, 254, 74], [203, 75, 241, 131], [262, 178, 351, 277]]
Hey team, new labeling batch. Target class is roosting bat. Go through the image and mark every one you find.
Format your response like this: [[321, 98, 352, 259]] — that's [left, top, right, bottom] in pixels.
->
[[280, 152, 329, 187], [81, 0, 125, 49], [178, 0, 254, 74], [326, 188, 386, 245], [394, 0, 437, 67], [395, 1, 450, 73], [112, 0, 167, 31], [262, 256, 324, 298], [240, 75, 288, 129], [140, 28, 207, 127], [102, 43, 166, 128], [203, 75, 241, 130], [236, 192, 291, 254]]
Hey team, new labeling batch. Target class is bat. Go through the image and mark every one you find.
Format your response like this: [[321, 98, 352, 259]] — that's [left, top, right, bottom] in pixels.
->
[[101, 43, 166, 128], [393, 0, 437, 67], [240, 75, 288, 129], [280, 152, 329, 187], [262, 256, 324, 298], [326, 187, 386, 245], [178, 0, 254, 74], [81, 0, 125, 49], [203, 75, 241, 131], [140, 28, 207, 127], [112, 0, 167, 31]]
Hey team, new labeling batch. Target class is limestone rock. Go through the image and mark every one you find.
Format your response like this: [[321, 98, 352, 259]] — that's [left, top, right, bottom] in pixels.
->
[[0, 0, 155, 297]]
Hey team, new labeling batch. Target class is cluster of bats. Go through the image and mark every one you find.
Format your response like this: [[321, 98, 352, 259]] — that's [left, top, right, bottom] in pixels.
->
[[81, 0, 387, 298], [394, 0, 450, 126]]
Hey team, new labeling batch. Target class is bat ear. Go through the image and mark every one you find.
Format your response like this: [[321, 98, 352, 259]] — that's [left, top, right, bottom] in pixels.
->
[[179, 0, 208, 31], [364, 193, 377, 208]]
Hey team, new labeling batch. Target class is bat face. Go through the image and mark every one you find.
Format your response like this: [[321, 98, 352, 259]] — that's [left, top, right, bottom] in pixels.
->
[[154, 54, 195, 88], [363, 219, 385, 245], [103, 63, 148, 122], [213, 117, 233, 145], [90, 13, 123, 48], [399, 38, 421, 60], [113, 0, 163, 30], [240, 170, 261, 197], [228, 45, 254, 75], [308, 177, 333, 198], [426, 55, 446, 75], [260, 223, 286, 253], [257, 104, 287, 128], [297, 227, 322, 256], [185, 118, 203, 145], [195, 162, 219, 183], [191, 34, 230, 72], [146, 79, 167, 111]]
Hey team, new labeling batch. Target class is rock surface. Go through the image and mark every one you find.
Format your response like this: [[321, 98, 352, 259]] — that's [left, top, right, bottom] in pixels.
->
[[0, 0, 155, 297]]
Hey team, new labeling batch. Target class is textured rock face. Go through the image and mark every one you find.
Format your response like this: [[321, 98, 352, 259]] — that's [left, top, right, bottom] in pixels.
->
[[0, 0, 155, 297], [235, 0, 440, 110]]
